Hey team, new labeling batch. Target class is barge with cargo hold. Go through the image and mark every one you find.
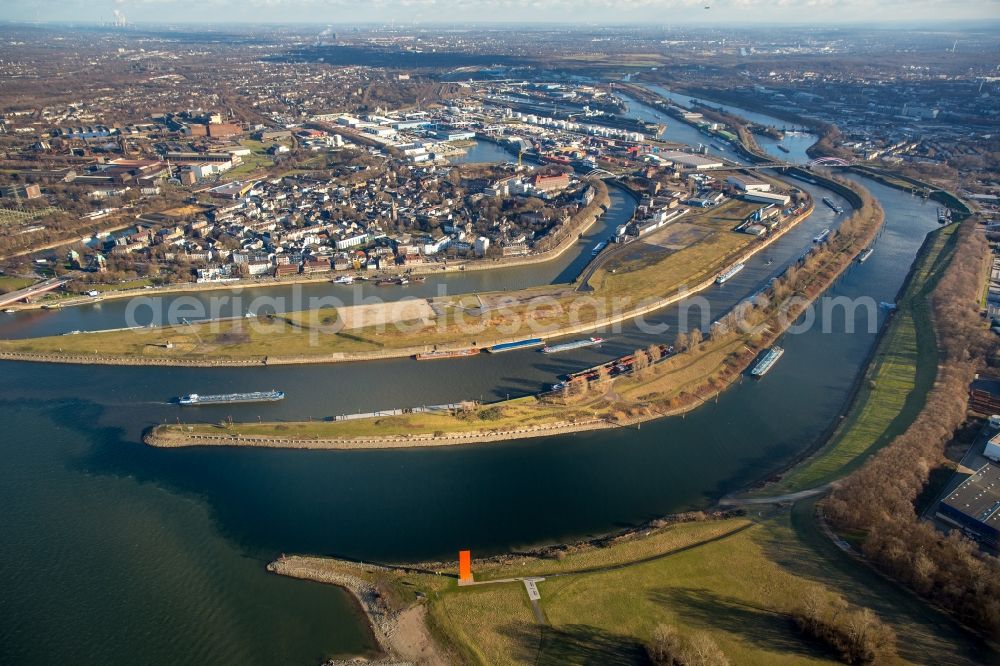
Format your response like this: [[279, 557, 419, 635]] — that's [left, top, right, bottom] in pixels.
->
[[178, 390, 285, 406], [414, 348, 480, 361], [822, 197, 844, 214], [487, 338, 544, 353], [750, 347, 784, 377], [557, 342, 675, 388], [542, 337, 604, 354]]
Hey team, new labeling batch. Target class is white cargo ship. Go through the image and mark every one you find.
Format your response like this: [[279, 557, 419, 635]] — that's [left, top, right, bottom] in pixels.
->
[[750, 347, 784, 377], [178, 390, 285, 405], [542, 337, 604, 354], [716, 262, 745, 284]]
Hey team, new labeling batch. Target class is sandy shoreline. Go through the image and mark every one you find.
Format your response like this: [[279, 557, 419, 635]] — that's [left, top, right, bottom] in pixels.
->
[[269, 556, 450, 666]]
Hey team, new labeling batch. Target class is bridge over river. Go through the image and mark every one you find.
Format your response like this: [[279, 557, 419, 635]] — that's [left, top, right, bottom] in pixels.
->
[[0, 277, 71, 308]]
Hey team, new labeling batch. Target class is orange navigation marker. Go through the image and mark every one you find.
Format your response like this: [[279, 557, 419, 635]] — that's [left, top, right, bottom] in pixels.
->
[[459, 550, 473, 584]]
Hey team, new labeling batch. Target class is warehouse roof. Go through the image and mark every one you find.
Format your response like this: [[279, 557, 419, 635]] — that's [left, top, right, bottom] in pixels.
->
[[657, 150, 724, 169], [942, 463, 1000, 528]]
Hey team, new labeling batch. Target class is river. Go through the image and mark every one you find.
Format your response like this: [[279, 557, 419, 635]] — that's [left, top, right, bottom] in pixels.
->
[[0, 95, 951, 663]]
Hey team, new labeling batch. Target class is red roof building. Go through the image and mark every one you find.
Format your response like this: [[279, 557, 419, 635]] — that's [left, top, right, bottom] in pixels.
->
[[533, 173, 570, 192]]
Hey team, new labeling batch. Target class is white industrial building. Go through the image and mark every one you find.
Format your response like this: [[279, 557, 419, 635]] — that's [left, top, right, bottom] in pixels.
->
[[726, 175, 771, 192], [743, 191, 791, 206], [657, 151, 724, 170], [985, 432, 1000, 463]]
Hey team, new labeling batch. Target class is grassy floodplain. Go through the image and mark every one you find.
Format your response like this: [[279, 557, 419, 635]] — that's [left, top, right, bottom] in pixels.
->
[[765, 223, 959, 494], [588, 199, 762, 301], [277, 506, 993, 665], [0, 275, 35, 294]]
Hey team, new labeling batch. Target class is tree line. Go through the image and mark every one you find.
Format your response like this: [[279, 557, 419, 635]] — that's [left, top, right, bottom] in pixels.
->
[[823, 219, 1000, 639], [648, 589, 898, 666], [790, 591, 898, 664]]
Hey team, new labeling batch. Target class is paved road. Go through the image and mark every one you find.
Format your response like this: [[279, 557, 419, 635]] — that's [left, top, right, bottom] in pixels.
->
[[458, 522, 755, 629], [574, 237, 639, 292], [523, 578, 547, 625], [718, 485, 832, 506], [523, 578, 542, 601]]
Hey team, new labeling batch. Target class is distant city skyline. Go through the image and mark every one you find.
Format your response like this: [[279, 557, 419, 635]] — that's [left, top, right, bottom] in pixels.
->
[[2, 0, 998, 27]]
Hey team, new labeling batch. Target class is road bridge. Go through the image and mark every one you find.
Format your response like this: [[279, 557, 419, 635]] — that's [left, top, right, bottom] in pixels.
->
[[703, 157, 855, 172], [0, 277, 72, 308], [582, 168, 621, 179]]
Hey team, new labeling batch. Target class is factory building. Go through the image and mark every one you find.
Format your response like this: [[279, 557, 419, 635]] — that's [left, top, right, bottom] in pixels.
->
[[657, 151, 724, 170], [435, 129, 476, 141], [969, 377, 1000, 414], [743, 191, 791, 206], [985, 431, 1000, 463], [726, 175, 771, 192], [937, 463, 1000, 547]]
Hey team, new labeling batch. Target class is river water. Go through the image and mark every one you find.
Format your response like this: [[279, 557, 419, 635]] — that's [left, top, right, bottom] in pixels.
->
[[0, 95, 952, 664]]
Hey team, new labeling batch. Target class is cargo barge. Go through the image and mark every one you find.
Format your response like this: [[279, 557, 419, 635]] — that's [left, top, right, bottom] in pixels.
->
[[178, 390, 285, 405], [716, 262, 745, 284], [556, 341, 675, 389], [750, 347, 784, 377], [542, 337, 604, 354], [776, 144, 790, 153], [822, 197, 844, 214], [375, 276, 410, 286], [414, 348, 480, 361], [487, 338, 544, 353]]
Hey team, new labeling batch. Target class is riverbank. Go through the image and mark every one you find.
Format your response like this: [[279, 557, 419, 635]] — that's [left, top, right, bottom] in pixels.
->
[[0, 194, 811, 367], [822, 216, 1000, 643], [847, 165, 972, 218], [268, 556, 451, 665], [751, 222, 961, 496], [145, 176, 882, 449], [267, 504, 994, 666]]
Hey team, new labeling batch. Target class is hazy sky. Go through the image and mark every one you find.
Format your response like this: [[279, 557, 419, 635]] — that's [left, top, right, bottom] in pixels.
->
[[2, 0, 998, 25]]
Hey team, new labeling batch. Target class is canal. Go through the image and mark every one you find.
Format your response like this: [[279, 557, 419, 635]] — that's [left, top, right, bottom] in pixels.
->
[[0, 95, 952, 663]]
